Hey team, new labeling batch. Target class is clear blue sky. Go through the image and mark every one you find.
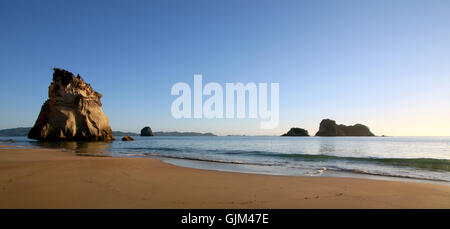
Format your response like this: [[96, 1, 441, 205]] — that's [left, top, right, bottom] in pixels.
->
[[1, 0, 449, 136]]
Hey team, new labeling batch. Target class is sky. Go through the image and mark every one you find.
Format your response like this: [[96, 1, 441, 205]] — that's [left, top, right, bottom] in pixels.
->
[[0, 0, 449, 136]]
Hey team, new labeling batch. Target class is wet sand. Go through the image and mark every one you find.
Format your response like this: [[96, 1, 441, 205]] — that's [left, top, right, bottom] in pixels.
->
[[0, 146, 449, 208]]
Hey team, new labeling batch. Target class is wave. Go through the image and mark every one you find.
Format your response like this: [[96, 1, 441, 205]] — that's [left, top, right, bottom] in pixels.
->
[[241, 151, 450, 172], [142, 152, 280, 166], [137, 152, 449, 182], [327, 167, 449, 182], [121, 146, 450, 172]]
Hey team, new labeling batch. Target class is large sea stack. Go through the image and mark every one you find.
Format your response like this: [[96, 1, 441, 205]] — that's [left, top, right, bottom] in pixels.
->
[[28, 68, 115, 141], [315, 119, 375, 136]]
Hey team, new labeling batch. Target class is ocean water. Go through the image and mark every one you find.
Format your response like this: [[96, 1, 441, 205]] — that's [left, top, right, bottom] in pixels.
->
[[2, 136, 450, 184]]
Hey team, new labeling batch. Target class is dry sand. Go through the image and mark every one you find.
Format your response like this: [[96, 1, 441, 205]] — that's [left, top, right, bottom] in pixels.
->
[[0, 146, 449, 208]]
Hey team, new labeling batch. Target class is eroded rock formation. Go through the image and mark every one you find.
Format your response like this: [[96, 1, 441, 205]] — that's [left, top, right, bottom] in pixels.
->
[[28, 68, 115, 141], [315, 119, 374, 136]]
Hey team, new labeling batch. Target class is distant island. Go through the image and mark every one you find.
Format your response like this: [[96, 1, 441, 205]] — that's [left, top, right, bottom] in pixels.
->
[[141, 126, 154, 136], [315, 119, 375, 136], [281, 128, 309, 136], [281, 119, 375, 137], [0, 127, 216, 137]]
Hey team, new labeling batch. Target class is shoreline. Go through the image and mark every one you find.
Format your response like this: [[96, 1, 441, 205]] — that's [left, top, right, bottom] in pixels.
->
[[1, 145, 450, 208], [159, 156, 450, 186], [4, 136, 450, 185], [4, 140, 449, 186], [4, 142, 449, 186]]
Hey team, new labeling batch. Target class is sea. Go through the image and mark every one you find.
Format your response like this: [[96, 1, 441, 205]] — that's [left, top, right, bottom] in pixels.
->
[[2, 136, 450, 185]]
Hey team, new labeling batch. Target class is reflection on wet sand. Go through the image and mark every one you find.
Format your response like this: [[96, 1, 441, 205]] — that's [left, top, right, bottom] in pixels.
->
[[32, 141, 113, 156]]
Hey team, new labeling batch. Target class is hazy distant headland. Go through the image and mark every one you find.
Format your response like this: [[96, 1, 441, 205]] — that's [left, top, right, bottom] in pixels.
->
[[0, 127, 31, 137], [0, 127, 216, 137], [118, 130, 217, 136], [153, 131, 216, 136]]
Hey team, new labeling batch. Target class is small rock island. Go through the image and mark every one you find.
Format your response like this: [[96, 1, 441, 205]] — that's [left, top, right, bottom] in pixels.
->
[[28, 68, 115, 141], [121, 136, 134, 141], [281, 128, 310, 136], [315, 119, 374, 136], [140, 126, 154, 136]]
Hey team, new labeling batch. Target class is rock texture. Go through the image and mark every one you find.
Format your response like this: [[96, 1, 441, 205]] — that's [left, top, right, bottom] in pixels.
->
[[121, 136, 134, 141], [281, 128, 309, 136], [28, 68, 115, 141], [315, 119, 374, 136], [140, 126, 154, 136]]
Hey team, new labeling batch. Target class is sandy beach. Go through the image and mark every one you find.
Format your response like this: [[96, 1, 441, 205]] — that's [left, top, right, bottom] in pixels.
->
[[0, 145, 449, 209]]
